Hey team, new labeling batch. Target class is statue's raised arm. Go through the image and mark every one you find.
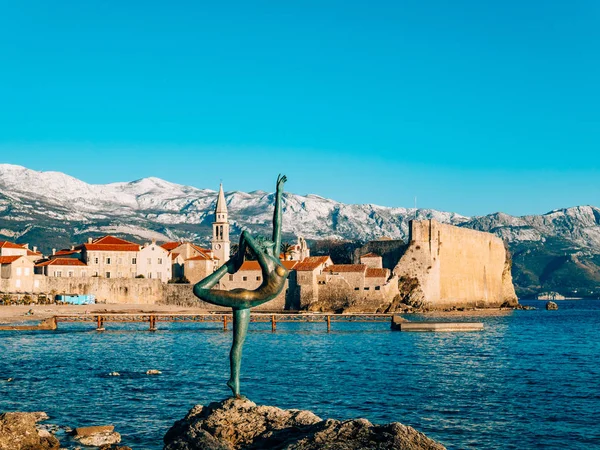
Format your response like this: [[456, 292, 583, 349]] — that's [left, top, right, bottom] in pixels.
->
[[192, 174, 289, 398], [272, 174, 287, 256]]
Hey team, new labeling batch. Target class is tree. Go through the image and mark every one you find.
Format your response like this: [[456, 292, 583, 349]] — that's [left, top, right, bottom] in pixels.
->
[[280, 242, 294, 260]]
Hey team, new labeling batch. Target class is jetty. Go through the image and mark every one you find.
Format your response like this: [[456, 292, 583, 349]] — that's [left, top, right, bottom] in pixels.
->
[[53, 312, 394, 332], [1, 313, 484, 332], [391, 316, 484, 332]]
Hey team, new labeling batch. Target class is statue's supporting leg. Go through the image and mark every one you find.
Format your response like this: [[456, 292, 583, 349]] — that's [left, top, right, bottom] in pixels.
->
[[227, 307, 250, 398]]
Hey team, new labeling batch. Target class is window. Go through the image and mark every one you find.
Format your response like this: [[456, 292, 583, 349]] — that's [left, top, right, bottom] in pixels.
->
[[117, 272, 123, 278], [24, 268, 30, 276], [34, 280, 40, 288], [158, 258, 163, 265], [68, 271, 74, 277], [132, 258, 137, 265], [147, 258, 151, 265], [242, 276, 247, 281], [256, 276, 261, 281], [16, 267, 22, 276], [157, 272, 162, 280], [55, 271, 62, 277], [148, 272, 152, 279], [94, 258, 99, 264], [354, 287, 359, 291], [94, 271, 99, 277], [229, 275, 234, 281], [81, 271, 87, 277], [375, 286, 381, 291], [106, 272, 111, 278], [106, 257, 111, 264], [15, 279, 21, 288], [364, 287, 370, 290], [118, 258, 123, 265]]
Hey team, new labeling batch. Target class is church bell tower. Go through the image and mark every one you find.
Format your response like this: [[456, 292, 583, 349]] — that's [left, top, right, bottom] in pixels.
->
[[212, 183, 230, 265]]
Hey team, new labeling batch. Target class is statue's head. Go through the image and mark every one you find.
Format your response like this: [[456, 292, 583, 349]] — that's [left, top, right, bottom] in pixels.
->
[[258, 239, 276, 258]]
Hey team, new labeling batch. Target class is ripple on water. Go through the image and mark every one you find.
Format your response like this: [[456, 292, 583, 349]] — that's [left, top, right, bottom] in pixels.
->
[[1, 300, 600, 449]]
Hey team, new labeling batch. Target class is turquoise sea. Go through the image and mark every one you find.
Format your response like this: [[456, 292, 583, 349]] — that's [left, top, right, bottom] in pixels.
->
[[1, 300, 599, 449]]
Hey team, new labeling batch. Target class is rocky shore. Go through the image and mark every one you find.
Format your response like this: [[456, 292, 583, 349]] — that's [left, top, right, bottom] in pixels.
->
[[0, 412, 129, 450], [164, 398, 446, 450], [2, 401, 445, 450]]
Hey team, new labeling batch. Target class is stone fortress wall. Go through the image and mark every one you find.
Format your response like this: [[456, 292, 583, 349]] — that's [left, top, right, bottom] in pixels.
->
[[393, 220, 518, 308], [0, 276, 292, 311], [0, 277, 164, 305]]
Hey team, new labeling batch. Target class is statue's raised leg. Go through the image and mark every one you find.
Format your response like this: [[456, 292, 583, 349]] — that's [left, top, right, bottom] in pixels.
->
[[227, 307, 250, 398]]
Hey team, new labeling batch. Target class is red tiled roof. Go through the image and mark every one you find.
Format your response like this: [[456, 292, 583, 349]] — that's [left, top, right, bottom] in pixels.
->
[[27, 250, 42, 256], [0, 241, 26, 249], [92, 236, 138, 245], [161, 242, 181, 251], [366, 268, 389, 278], [326, 264, 367, 273], [76, 235, 140, 252], [281, 260, 298, 270], [295, 256, 331, 271], [36, 258, 87, 267], [54, 249, 79, 256], [189, 244, 218, 260], [239, 261, 261, 271], [191, 244, 211, 254], [361, 252, 380, 258], [218, 259, 297, 272], [83, 244, 140, 252], [238, 260, 296, 271], [170, 252, 181, 261], [187, 255, 211, 261], [0, 256, 23, 264]]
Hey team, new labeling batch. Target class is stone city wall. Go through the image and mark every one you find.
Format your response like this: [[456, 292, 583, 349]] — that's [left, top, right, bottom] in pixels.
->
[[393, 220, 518, 308], [303, 274, 399, 313], [1, 276, 164, 304]]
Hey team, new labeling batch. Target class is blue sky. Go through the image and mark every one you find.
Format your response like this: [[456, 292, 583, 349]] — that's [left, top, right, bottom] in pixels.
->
[[1, 1, 598, 216]]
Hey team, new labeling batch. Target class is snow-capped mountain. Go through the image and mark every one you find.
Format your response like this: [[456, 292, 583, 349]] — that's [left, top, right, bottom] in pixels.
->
[[0, 164, 467, 243], [1, 164, 599, 297], [463, 207, 600, 250]]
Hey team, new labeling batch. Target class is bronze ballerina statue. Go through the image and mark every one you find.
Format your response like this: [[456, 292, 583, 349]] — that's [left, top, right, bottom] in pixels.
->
[[193, 174, 288, 398]]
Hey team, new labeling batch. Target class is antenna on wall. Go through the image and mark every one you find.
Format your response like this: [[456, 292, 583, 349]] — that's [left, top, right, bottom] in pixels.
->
[[414, 196, 417, 221]]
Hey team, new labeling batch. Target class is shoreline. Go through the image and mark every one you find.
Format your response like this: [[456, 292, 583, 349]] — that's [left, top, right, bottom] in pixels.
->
[[0, 303, 526, 326]]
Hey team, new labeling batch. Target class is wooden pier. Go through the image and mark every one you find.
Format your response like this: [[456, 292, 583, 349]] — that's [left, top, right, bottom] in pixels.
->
[[1, 313, 485, 333], [52, 312, 394, 332]]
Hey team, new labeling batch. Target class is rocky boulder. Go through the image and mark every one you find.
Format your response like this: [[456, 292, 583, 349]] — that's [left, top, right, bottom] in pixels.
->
[[73, 425, 121, 447], [0, 412, 60, 450], [546, 301, 559, 310], [164, 398, 445, 450]]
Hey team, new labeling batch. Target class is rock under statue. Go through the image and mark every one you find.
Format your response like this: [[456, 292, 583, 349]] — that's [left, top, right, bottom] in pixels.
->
[[193, 174, 289, 398]]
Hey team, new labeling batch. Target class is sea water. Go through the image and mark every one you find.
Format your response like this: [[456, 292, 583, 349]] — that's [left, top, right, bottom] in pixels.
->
[[1, 300, 599, 449]]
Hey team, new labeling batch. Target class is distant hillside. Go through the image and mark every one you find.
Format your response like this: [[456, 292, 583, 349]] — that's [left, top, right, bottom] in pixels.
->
[[1, 164, 599, 298]]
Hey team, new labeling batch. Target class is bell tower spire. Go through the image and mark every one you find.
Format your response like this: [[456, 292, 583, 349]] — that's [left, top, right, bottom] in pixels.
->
[[212, 183, 230, 265]]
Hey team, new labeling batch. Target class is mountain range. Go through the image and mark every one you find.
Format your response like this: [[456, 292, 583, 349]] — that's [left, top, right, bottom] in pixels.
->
[[1, 164, 599, 298]]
